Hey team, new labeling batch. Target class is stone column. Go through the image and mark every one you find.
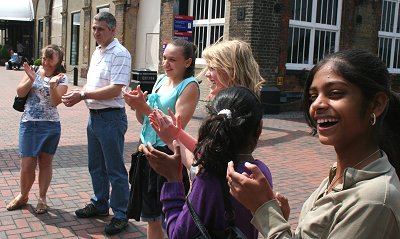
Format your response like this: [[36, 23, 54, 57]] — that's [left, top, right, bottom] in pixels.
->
[[60, 11, 68, 57], [81, 6, 91, 77], [43, 15, 51, 47], [123, 0, 139, 69], [159, 0, 175, 72], [113, 0, 126, 43], [60, 0, 68, 63]]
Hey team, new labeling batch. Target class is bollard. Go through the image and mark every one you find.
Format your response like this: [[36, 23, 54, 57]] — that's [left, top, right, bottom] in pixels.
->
[[73, 67, 78, 86]]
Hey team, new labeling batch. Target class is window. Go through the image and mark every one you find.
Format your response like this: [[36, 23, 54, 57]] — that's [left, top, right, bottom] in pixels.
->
[[70, 12, 80, 65], [189, 0, 225, 61], [287, 0, 342, 70], [378, 0, 400, 73], [97, 6, 110, 13]]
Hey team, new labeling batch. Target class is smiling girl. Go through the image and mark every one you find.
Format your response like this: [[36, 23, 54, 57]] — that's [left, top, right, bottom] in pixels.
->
[[227, 49, 400, 238], [124, 38, 199, 239]]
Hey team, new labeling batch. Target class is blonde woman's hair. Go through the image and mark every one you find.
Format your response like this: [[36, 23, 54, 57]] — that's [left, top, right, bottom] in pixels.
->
[[199, 40, 265, 96]]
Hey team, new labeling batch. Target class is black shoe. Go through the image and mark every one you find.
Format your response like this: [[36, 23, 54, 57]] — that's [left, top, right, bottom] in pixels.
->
[[105, 217, 128, 235], [75, 204, 109, 218]]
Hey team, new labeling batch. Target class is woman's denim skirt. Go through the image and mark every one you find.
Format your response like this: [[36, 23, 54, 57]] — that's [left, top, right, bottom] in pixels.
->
[[19, 121, 61, 157]]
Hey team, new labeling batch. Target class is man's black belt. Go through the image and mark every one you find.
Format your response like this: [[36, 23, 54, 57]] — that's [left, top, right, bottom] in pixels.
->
[[89, 108, 122, 114]]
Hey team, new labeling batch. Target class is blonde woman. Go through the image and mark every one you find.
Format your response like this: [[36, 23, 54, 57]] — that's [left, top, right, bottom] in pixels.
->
[[200, 39, 264, 99]]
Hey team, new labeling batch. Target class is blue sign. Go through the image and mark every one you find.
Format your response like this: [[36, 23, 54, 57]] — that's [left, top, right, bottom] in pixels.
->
[[174, 15, 193, 32]]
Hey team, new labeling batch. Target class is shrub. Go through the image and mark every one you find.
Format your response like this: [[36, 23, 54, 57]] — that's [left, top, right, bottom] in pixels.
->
[[0, 45, 10, 61], [33, 58, 42, 66]]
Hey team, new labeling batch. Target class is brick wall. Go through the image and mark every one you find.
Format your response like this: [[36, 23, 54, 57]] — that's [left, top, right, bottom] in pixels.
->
[[229, 0, 283, 86]]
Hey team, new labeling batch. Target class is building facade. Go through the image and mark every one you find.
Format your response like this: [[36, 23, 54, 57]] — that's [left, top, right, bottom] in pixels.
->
[[29, 0, 400, 102], [32, 0, 160, 77]]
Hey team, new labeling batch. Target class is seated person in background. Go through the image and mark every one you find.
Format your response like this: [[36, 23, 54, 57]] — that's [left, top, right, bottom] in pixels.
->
[[8, 48, 21, 70]]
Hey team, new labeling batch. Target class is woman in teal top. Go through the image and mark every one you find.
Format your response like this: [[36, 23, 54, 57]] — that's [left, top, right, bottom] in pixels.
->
[[123, 38, 199, 239], [139, 75, 198, 147]]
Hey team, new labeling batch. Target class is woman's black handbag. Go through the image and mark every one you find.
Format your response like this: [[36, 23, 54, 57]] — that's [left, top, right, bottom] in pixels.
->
[[186, 181, 247, 239], [13, 95, 28, 112]]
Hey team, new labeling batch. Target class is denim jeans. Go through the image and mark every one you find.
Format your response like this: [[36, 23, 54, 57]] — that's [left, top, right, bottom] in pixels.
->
[[87, 108, 129, 220]]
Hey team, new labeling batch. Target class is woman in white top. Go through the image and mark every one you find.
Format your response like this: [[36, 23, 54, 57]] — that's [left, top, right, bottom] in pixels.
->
[[7, 44, 68, 214]]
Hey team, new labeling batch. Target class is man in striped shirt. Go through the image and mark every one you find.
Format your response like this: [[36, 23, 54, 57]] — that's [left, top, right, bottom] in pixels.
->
[[62, 11, 131, 235]]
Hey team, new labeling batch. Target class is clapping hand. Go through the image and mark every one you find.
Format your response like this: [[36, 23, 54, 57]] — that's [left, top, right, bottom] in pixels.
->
[[122, 85, 148, 111], [49, 73, 64, 89], [227, 161, 290, 220], [23, 62, 36, 82], [141, 140, 183, 182], [226, 161, 273, 214], [149, 108, 182, 145]]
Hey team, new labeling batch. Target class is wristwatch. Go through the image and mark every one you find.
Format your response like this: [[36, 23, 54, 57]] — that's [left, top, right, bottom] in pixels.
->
[[80, 91, 86, 100]]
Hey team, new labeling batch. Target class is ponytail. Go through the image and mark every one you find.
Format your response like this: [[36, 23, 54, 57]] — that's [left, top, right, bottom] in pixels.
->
[[193, 87, 263, 179], [379, 92, 400, 176]]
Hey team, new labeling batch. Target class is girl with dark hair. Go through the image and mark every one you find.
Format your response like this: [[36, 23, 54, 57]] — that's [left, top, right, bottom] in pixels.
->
[[7, 44, 68, 214], [227, 49, 400, 238], [142, 87, 273, 238], [123, 38, 199, 238]]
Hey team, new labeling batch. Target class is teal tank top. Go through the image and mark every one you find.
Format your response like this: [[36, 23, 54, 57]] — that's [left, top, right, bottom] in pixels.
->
[[140, 75, 199, 146]]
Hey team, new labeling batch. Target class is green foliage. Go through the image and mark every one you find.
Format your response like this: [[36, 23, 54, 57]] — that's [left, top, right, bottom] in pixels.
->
[[34, 58, 42, 66], [0, 45, 9, 60]]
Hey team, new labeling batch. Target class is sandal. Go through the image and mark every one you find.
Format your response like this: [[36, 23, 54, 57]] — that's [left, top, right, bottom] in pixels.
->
[[35, 201, 48, 214], [6, 196, 29, 211]]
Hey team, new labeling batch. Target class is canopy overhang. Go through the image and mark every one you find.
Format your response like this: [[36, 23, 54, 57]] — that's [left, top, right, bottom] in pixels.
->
[[0, 0, 34, 21]]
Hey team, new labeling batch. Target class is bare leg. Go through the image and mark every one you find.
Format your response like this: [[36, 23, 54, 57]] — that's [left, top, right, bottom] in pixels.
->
[[6, 157, 37, 210], [147, 221, 164, 239], [38, 152, 53, 203], [20, 157, 37, 199]]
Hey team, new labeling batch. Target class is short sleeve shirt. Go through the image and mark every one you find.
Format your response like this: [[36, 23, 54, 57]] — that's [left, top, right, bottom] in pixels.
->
[[10, 53, 19, 63], [22, 73, 69, 122], [84, 38, 132, 109], [140, 75, 199, 146]]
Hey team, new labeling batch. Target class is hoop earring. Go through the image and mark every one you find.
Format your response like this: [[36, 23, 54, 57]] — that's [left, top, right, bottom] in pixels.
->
[[371, 113, 376, 126]]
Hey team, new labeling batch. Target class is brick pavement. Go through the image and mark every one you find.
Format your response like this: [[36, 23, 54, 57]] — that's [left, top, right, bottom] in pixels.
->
[[0, 66, 336, 238]]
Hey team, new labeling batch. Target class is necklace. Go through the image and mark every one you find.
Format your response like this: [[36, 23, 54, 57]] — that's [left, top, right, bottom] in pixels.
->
[[325, 149, 380, 194]]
